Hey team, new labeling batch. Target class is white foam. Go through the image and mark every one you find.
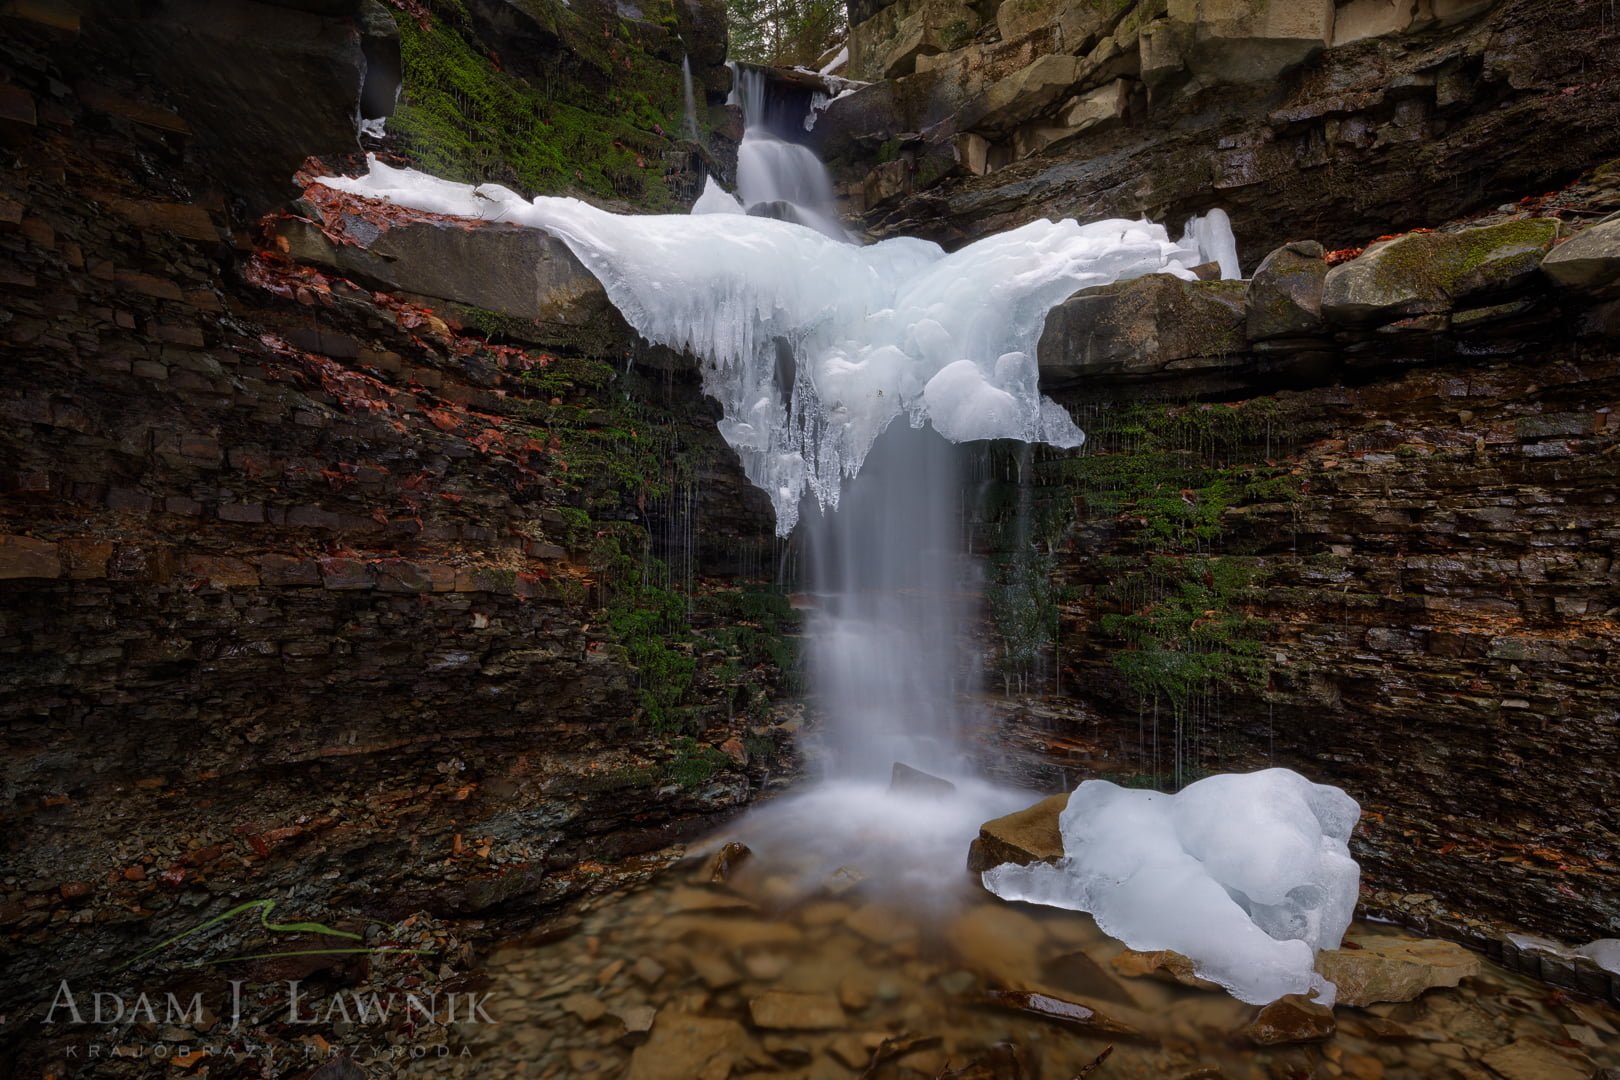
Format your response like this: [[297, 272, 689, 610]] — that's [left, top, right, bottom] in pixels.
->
[[982, 768, 1361, 1005], [317, 156, 1238, 533]]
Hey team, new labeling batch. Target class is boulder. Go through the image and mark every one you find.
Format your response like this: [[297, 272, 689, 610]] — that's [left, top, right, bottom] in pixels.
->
[[957, 54, 1085, 136], [1246, 240, 1327, 339], [1243, 994, 1336, 1046], [1037, 275, 1248, 383], [849, 0, 982, 81], [1162, 0, 1333, 83], [1541, 215, 1620, 291], [966, 791, 1068, 873], [1332, 0, 1417, 45], [1315, 936, 1481, 1006], [624, 1013, 754, 1080], [276, 215, 617, 336], [1321, 218, 1560, 325]]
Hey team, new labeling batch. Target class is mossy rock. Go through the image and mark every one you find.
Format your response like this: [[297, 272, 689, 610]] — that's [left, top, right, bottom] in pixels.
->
[[1541, 214, 1620, 292], [1246, 239, 1326, 340], [1321, 218, 1559, 326]]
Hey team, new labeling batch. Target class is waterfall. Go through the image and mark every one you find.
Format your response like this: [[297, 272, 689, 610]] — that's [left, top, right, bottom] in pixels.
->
[[317, 89, 1241, 789], [680, 54, 699, 144]]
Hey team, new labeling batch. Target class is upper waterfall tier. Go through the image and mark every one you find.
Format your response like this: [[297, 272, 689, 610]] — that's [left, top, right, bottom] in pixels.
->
[[319, 157, 1237, 533]]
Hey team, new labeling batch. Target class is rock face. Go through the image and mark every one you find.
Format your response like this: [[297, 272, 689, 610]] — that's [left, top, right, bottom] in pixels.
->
[[1320, 219, 1560, 325], [0, 4, 790, 1049], [1037, 275, 1247, 384], [1317, 938, 1482, 1006], [966, 791, 1068, 873], [818, 0, 1620, 266]]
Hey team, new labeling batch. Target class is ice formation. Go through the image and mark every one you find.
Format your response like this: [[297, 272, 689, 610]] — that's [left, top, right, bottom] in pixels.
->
[[319, 158, 1237, 532], [982, 768, 1361, 1005]]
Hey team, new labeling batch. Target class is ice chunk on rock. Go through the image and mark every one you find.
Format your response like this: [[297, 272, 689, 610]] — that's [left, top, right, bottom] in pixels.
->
[[982, 768, 1360, 1005]]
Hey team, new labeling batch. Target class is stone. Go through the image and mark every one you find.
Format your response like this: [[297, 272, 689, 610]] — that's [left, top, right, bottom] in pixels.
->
[[624, 1013, 752, 1080], [888, 761, 957, 798], [848, 0, 982, 81], [1315, 937, 1481, 1006], [747, 990, 845, 1030], [276, 216, 616, 332], [1478, 1037, 1595, 1080], [1164, 0, 1334, 83], [703, 840, 752, 883], [945, 903, 1045, 990], [1110, 948, 1220, 990], [955, 132, 991, 176], [966, 791, 1068, 873], [1012, 78, 1131, 159], [561, 991, 608, 1023], [996, 0, 1128, 49], [1037, 275, 1248, 383], [1541, 215, 1620, 291], [614, 1004, 658, 1046], [1247, 240, 1328, 339], [981, 989, 1139, 1036], [957, 54, 1085, 136], [1332, 0, 1417, 45], [0, 535, 61, 579], [1243, 994, 1336, 1045], [1321, 219, 1560, 325]]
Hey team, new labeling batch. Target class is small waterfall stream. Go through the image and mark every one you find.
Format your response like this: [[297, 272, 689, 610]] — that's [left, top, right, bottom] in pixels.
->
[[680, 53, 699, 144]]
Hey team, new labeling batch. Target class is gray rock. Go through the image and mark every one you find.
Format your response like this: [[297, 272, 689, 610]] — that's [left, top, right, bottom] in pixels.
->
[[277, 216, 615, 333], [1321, 218, 1560, 325], [1037, 274, 1248, 383], [888, 761, 957, 798], [958, 53, 1084, 135], [1541, 215, 1620, 291], [1246, 240, 1326, 340]]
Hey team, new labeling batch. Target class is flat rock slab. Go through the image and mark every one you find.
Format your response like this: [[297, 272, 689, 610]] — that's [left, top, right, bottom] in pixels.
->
[[747, 990, 845, 1030], [1037, 275, 1248, 384], [1479, 1036, 1595, 1080], [1317, 936, 1481, 1006], [967, 791, 1068, 873]]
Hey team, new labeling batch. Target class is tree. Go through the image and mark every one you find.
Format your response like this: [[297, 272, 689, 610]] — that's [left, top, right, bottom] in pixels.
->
[[727, 0, 846, 68]]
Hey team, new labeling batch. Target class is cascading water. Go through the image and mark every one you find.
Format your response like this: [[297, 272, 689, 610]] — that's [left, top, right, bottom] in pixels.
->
[[316, 73, 1242, 883], [679, 54, 699, 143]]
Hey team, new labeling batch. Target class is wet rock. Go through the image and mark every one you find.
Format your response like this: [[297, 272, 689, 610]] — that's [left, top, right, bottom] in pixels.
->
[[967, 791, 1068, 873], [632, 955, 667, 986], [1037, 275, 1248, 384], [946, 903, 1046, 990], [703, 840, 753, 884], [889, 761, 958, 798], [614, 1003, 658, 1046], [1243, 994, 1336, 1045], [747, 989, 845, 1030], [847, 902, 919, 946], [1316, 937, 1481, 1006], [562, 991, 608, 1023], [980, 988, 1139, 1037], [1479, 1036, 1595, 1080], [1321, 219, 1560, 325], [1109, 948, 1220, 990], [623, 1012, 751, 1080], [1247, 240, 1327, 340], [1541, 215, 1620, 291]]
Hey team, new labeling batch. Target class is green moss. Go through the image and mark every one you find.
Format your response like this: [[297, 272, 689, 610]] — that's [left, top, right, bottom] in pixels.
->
[[665, 737, 731, 788], [387, 7, 688, 210], [1365, 220, 1558, 298]]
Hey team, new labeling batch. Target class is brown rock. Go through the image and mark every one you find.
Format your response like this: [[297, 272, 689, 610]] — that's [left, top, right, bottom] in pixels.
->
[[0, 534, 61, 580], [1110, 948, 1219, 990], [747, 990, 844, 1031], [704, 840, 752, 883], [980, 988, 1139, 1037], [966, 791, 1068, 873], [1479, 1036, 1594, 1080], [623, 1013, 751, 1080], [1243, 994, 1336, 1046], [1316, 937, 1481, 1006]]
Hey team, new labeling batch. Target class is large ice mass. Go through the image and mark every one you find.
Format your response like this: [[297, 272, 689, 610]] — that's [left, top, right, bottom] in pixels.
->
[[318, 157, 1238, 533], [982, 768, 1361, 1006]]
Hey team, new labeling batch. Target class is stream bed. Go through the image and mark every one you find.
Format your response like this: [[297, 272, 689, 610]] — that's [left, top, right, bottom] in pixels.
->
[[410, 809, 1620, 1080]]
